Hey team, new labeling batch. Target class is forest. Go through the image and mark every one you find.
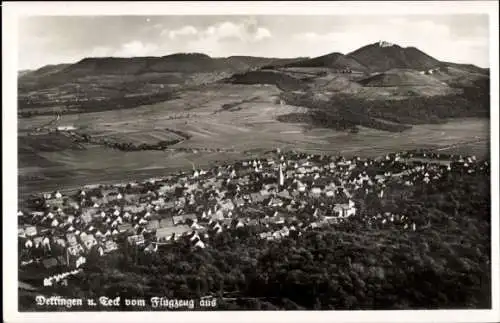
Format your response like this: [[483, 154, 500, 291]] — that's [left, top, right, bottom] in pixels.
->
[[20, 168, 491, 311], [18, 91, 180, 118], [279, 77, 490, 132]]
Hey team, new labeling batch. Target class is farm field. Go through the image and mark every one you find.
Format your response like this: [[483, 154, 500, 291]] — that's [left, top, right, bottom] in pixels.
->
[[18, 82, 490, 199], [18, 85, 489, 198]]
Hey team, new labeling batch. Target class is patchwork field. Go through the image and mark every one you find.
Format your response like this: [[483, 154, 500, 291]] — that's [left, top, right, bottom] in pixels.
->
[[18, 83, 490, 198]]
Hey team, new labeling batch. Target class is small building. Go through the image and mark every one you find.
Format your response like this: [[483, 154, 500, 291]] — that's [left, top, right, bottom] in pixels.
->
[[67, 245, 84, 257], [250, 193, 265, 203], [25, 226, 37, 237], [127, 234, 145, 246], [117, 223, 133, 234], [80, 234, 97, 252], [172, 215, 184, 225], [155, 225, 191, 242], [103, 240, 118, 253]]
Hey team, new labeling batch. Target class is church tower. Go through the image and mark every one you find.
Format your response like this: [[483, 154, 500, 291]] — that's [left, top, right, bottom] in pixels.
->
[[279, 164, 284, 187]]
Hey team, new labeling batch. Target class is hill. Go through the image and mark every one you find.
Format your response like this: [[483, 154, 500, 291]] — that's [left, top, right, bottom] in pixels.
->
[[17, 41, 490, 118], [18, 70, 33, 77], [358, 68, 449, 87], [347, 41, 441, 72], [20, 64, 72, 78], [226, 70, 307, 92], [21, 54, 300, 81], [282, 52, 368, 72], [440, 62, 489, 75]]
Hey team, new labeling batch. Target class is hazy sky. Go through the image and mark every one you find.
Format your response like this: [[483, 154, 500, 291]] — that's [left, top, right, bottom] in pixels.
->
[[18, 15, 490, 70]]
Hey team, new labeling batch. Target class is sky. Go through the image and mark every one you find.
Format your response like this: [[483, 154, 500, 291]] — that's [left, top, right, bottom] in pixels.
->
[[18, 15, 490, 70]]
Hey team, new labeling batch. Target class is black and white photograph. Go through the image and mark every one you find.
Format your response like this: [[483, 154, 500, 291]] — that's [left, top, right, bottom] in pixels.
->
[[2, 1, 499, 323]]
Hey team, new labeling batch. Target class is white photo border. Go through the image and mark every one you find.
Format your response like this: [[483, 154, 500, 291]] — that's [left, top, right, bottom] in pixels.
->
[[3, 1, 499, 323]]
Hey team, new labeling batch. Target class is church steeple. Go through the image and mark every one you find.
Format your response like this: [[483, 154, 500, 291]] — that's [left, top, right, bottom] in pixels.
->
[[279, 163, 284, 187]]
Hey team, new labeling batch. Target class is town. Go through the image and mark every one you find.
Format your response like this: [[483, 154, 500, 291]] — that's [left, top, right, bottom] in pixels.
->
[[18, 148, 489, 289]]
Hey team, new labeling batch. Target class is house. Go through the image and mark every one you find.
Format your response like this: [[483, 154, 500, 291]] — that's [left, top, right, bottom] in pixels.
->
[[127, 234, 145, 246], [54, 238, 66, 248], [151, 197, 166, 206], [172, 215, 184, 225], [211, 209, 224, 221], [117, 223, 133, 234], [259, 232, 271, 240], [42, 237, 51, 250], [193, 238, 206, 249], [277, 190, 292, 200], [65, 231, 78, 246], [25, 226, 37, 237], [272, 216, 285, 225], [80, 234, 97, 252], [250, 193, 265, 203], [310, 187, 322, 196], [332, 201, 356, 218], [267, 197, 283, 207], [209, 221, 223, 234], [34, 237, 44, 248], [43, 277, 54, 287], [75, 256, 86, 268], [31, 211, 45, 219], [155, 225, 190, 241], [272, 231, 282, 240], [67, 245, 84, 257], [218, 199, 235, 211], [24, 240, 33, 248], [103, 240, 118, 253], [144, 243, 158, 253], [233, 197, 245, 207], [123, 205, 146, 214]]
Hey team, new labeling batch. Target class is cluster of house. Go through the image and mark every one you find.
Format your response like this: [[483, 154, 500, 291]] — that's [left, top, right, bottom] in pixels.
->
[[18, 148, 486, 286]]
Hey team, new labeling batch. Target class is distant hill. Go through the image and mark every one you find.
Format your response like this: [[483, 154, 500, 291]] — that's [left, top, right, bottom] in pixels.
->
[[226, 70, 307, 91], [346, 41, 441, 73], [18, 54, 302, 91], [281, 52, 368, 72], [439, 62, 489, 75], [17, 41, 490, 117], [18, 70, 32, 77], [22, 54, 301, 79], [19, 64, 72, 79], [357, 68, 448, 87]]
